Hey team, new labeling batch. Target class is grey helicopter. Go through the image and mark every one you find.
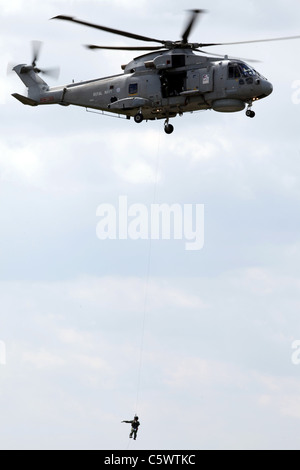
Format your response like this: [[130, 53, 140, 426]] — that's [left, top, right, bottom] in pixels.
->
[[11, 9, 300, 134]]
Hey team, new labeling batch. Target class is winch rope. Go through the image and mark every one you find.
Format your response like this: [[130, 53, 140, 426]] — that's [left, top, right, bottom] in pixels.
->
[[135, 130, 162, 415]]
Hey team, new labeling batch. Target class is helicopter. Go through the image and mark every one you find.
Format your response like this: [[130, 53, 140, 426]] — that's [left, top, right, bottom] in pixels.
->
[[11, 9, 300, 134]]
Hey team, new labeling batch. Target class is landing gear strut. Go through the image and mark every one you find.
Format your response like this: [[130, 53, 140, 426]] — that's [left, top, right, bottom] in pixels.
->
[[246, 104, 255, 118], [164, 118, 174, 134]]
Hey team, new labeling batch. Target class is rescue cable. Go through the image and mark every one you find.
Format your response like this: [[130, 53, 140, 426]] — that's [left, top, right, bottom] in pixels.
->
[[134, 130, 162, 416]]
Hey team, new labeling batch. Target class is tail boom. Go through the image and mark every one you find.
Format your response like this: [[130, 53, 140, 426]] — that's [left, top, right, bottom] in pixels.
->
[[12, 64, 65, 106]]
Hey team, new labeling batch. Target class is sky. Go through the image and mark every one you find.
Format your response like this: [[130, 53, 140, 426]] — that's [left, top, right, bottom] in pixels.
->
[[1, 0, 300, 450]]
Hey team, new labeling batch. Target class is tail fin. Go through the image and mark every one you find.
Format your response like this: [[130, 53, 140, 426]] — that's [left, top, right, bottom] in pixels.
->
[[13, 64, 49, 102], [11, 93, 38, 106]]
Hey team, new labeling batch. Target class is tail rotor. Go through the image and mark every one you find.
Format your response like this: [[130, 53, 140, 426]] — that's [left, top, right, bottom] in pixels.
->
[[7, 41, 60, 80], [30, 40, 60, 79]]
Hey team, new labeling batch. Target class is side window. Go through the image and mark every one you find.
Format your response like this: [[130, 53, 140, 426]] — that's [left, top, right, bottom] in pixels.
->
[[228, 65, 241, 79], [228, 66, 234, 79], [129, 83, 138, 95]]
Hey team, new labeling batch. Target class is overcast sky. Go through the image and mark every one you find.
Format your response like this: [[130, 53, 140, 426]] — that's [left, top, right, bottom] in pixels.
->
[[1, 0, 300, 450]]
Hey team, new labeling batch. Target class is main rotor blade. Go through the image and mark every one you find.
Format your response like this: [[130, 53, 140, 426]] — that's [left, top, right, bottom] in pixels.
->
[[182, 9, 206, 44], [198, 35, 300, 48], [85, 44, 164, 51], [31, 40, 42, 67], [52, 15, 165, 45], [193, 48, 261, 63]]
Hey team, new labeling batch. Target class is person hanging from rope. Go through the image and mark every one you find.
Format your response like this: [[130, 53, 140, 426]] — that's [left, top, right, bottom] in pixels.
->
[[122, 415, 140, 440]]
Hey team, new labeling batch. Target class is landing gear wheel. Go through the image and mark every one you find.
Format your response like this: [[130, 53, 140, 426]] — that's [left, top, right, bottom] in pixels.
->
[[246, 110, 256, 118], [134, 113, 144, 124], [164, 124, 174, 134]]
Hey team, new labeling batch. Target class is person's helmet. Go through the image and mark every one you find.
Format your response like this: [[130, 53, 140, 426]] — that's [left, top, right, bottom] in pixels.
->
[[134, 416, 139, 420]]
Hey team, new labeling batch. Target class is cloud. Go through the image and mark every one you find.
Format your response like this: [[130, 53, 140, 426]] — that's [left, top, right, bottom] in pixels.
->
[[258, 376, 300, 420], [74, 353, 110, 371], [22, 349, 66, 369], [0, 139, 43, 185], [0, 0, 24, 15], [1, 271, 300, 449], [165, 357, 240, 389], [58, 327, 88, 345]]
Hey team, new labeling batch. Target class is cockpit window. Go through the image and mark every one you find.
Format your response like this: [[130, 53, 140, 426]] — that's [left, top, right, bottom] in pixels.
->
[[228, 63, 256, 79], [239, 63, 256, 77]]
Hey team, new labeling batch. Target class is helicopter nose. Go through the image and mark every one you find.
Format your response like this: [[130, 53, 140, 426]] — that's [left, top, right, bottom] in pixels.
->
[[263, 80, 273, 97]]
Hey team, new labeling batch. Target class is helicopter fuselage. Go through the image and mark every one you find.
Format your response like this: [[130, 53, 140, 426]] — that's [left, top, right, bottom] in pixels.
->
[[13, 49, 273, 132]]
